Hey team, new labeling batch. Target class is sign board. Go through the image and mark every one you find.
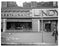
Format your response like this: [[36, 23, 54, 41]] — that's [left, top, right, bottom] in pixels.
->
[[34, 9, 58, 16], [1, 9, 32, 17], [1, 9, 58, 18]]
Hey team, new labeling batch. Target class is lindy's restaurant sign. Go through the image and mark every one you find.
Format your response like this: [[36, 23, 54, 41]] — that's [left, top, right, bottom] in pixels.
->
[[1, 9, 58, 17], [34, 9, 58, 16]]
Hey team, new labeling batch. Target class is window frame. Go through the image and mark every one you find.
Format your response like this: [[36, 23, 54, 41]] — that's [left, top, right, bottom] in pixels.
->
[[5, 19, 32, 32]]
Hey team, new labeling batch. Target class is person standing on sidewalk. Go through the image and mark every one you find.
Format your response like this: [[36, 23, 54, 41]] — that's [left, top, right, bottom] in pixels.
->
[[52, 28, 58, 43]]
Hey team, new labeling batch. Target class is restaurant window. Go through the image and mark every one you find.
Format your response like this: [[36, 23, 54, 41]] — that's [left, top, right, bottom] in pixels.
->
[[6, 22, 32, 30]]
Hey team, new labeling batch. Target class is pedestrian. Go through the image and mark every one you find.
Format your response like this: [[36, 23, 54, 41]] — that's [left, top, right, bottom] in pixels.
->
[[55, 29, 58, 43], [52, 28, 58, 43]]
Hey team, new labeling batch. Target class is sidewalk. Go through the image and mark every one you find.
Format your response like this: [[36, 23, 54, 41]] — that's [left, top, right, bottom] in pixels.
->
[[1, 31, 58, 46], [43, 31, 58, 44], [1, 43, 58, 46]]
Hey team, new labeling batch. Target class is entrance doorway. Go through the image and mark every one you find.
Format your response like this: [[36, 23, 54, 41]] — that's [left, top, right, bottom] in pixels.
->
[[45, 23, 51, 32], [43, 20, 58, 43]]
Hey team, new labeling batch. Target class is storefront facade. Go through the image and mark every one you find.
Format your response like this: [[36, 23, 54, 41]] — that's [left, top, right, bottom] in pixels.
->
[[32, 8, 58, 32], [1, 7, 58, 44]]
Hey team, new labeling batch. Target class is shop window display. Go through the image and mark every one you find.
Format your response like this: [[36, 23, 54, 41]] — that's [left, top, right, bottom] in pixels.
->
[[6, 22, 32, 30]]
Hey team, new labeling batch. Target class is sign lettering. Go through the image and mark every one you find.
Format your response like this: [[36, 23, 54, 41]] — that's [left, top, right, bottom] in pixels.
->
[[34, 9, 58, 16]]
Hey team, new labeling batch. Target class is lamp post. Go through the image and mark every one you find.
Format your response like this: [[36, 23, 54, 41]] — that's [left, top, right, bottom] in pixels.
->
[[42, 9, 43, 43]]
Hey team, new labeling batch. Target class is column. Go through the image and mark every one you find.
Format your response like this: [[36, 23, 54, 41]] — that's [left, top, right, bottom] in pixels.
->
[[38, 20, 40, 32], [3, 19, 6, 32], [32, 19, 38, 32]]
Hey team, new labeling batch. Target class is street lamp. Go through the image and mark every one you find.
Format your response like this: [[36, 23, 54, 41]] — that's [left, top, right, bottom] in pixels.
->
[[42, 9, 43, 43]]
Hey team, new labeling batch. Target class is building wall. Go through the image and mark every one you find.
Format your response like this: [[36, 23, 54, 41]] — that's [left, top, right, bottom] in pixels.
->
[[1, 2, 18, 8], [1, 2, 7, 8], [32, 19, 38, 32], [23, 1, 58, 8]]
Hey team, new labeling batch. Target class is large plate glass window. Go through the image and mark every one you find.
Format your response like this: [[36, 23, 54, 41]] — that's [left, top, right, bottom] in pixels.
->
[[6, 22, 32, 30]]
